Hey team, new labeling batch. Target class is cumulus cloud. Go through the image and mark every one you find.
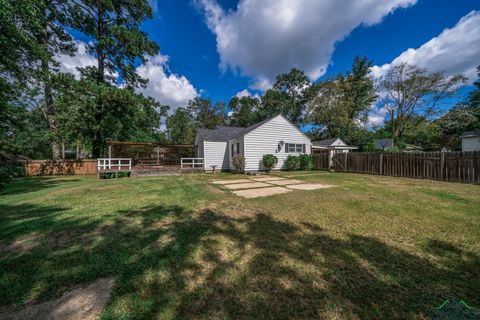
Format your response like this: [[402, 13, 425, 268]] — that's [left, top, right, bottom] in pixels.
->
[[235, 89, 260, 99], [56, 41, 97, 78], [57, 41, 198, 108], [137, 54, 198, 108], [196, 0, 416, 89], [372, 11, 480, 83], [367, 11, 480, 127]]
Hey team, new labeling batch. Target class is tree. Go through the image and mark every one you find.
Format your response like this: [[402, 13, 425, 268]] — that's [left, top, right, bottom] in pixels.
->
[[69, 0, 160, 157], [166, 108, 195, 144], [36, 0, 76, 158], [260, 68, 310, 125], [187, 97, 223, 129], [380, 63, 467, 141], [228, 96, 260, 127], [306, 56, 377, 149], [53, 72, 161, 153]]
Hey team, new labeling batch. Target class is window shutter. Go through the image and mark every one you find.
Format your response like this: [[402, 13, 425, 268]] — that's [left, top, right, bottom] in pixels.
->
[[302, 144, 306, 154], [237, 143, 240, 155], [285, 143, 289, 153], [231, 144, 234, 157]]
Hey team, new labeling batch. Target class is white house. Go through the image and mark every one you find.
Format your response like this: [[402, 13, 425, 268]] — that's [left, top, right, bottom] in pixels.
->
[[195, 114, 311, 172], [460, 131, 480, 151]]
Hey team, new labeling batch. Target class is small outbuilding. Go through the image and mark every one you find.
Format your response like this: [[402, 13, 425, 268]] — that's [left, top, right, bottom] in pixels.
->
[[460, 131, 480, 151], [311, 138, 357, 167]]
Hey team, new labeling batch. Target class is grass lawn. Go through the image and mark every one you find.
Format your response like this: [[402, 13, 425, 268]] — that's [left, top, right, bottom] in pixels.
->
[[1, 172, 479, 319]]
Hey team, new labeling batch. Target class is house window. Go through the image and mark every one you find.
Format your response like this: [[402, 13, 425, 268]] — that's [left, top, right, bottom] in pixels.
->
[[285, 143, 306, 153], [231, 143, 240, 157]]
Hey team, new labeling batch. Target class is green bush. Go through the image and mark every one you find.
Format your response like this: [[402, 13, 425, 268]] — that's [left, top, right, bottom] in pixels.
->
[[298, 154, 313, 171], [100, 171, 130, 179], [262, 154, 278, 172], [0, 165, 26, 188], [284, 155, 299, 171], [231, 154, 245, 173]]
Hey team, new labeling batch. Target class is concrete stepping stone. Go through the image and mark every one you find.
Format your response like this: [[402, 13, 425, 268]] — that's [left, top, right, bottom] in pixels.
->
[[233, 186, 292, 198], [268, 179, 303, 186], [250, 176, 287, 182], [212, 179, 251, 185], [224, 182, 271, 190], [286, 183, 335, 190]]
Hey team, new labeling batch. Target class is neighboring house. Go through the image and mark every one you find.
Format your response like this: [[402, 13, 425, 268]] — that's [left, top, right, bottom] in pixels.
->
[[375, 138, 394, 150], [311, 138, 357, 154], [374, 138, 423, 152], [311, 138, 357, 167], [195, 114, 311, 172], [460, 131, 480, 151]]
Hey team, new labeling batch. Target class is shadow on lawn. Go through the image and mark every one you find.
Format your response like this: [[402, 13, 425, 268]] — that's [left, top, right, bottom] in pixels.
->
[[0, 202, 479, 319], [0, 177, 81, 196]]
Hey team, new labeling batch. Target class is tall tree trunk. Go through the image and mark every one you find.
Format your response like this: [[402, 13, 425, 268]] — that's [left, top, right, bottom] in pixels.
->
[[91, 4, 104, 159], [41, 10, 60, 159]]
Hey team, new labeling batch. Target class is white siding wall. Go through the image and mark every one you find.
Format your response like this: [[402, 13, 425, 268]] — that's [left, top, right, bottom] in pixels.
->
[[462, 137, 480, 151], [243, 115, 311, 172], [203, 141, 229, 171]]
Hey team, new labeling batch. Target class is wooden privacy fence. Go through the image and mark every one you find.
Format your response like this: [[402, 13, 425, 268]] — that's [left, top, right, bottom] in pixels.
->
[[313, 151, 480, 184], [26, 159, 97, 176]]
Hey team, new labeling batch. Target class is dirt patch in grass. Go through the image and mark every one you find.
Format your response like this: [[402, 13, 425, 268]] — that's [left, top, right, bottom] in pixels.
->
[[233, 186, 292, 198], [224, 182, 271, 190], [0, 277, 115, 320], [286, 183, 335, 190]]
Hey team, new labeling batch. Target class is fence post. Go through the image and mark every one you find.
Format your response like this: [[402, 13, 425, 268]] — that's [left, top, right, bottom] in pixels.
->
[[344, 152, 348, 172], [440, 151, 445, 181], [379, 153, 383, 175]]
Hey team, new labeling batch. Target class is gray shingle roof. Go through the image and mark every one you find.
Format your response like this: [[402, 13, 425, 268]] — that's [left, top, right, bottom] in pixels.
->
[[312, 138, 338, 147], [197, 115, 282, 142], [460, 130, 480, 138], [197, 126, 245, 142]]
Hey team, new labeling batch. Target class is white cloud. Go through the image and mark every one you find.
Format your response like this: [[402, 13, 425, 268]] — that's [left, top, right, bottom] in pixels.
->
[[196, 0, 416, 89], [137, 54, 198, 108], [235, 89, 251, 98], [56, 41, 97, 78], [57, 42, 198, 108], [372, 11, 480, 83], [368, 11, 480, 127], [366, 106, 389, 127], [235, 88, 260, 99]]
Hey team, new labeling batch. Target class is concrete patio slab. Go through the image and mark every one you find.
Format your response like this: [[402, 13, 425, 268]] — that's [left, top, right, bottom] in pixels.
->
[[250, 177, 287, 182], [212, 179, 251, 185], [286, 183, 335, 190], [268, 179, 303, 186], [223, 182, 272, 190], [233, 186, 292, 198]]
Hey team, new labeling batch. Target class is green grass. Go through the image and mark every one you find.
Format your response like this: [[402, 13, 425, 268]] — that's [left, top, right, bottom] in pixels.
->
[[0, 173, 479, 319]]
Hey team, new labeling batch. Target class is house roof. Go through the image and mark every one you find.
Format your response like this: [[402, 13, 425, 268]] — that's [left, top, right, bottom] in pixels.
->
[[312, 138, 339, 147], [460, 130, 480, 138], [196, 126, 246, 142], [197, 114, 309, 142], [375, 138, 394, 149]]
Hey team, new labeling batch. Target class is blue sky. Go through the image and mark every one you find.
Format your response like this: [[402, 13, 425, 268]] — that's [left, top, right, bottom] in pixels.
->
[[59, 0, 480, 126]]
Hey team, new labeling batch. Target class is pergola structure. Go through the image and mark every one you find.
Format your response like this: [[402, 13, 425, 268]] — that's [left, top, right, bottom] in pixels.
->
[[107, 140, 194, 166]]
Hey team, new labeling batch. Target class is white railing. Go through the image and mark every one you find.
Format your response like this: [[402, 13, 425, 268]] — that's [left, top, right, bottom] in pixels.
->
[[97, 158, 132, 171], [181, 158, 204, 170]]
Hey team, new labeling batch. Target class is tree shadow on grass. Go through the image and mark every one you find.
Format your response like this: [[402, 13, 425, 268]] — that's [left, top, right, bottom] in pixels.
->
[[0, 177, 81, 197], [0, 203, 479, 319]]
